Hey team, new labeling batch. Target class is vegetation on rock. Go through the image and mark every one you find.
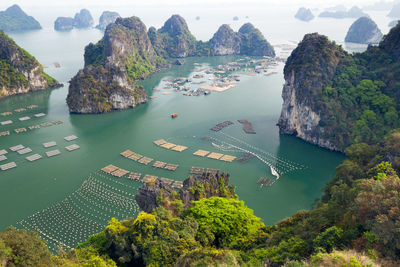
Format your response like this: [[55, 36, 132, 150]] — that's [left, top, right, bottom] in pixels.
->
[[0, 4, 41, 32]]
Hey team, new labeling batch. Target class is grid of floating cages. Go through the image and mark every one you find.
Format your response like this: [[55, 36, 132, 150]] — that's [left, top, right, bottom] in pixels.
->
[[16, 173, 140, 253]]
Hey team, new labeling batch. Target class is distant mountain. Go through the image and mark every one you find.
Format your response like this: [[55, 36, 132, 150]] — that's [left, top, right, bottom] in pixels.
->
[[345, 17, 383, 44], [54, 9, 93, 31], [0, 4, 41, 32], [96, 11, 120, 31], [319, 6, 368, 19], [295, 7, 315, 22], [0, 31, 61, 98]]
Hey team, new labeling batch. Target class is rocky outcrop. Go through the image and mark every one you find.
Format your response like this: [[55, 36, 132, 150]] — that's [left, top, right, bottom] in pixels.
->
[[209, 24, 241, 56], [238, 23, 275, 57], [54, 9, 93, 31], [319, 6, 367, 19], [278, 33, 347, 151], [67, 16, 164, 113], [73, 9, 93, 28], [295, 8, 315, 22], [0, 5, 41, 32], [345, 17, 383, 44], [0, 31, 61, 98], [135, 172, 234, 213], [96, 11, 120, 31], [54, 17, 74, 31]]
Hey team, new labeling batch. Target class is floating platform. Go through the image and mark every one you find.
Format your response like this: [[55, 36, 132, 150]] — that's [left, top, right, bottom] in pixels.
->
[[238, 119, 256, 134], [128, 172, 142, 181], [0, 131, 10, 136], [1, 120, 12, 125], [0, 112, 12, 116], [206, 168, 220, 175], [14, 128, 27, 134], [172, 181, 183, 189], [236, 153, 255, 163], [0, 155, 7, 161], [193, 150, 210, 157], [26, 154, 42, 162], [138, 157, 153, 165], [153, 139, 167, 146], [65, 144, 80, 151], [46, 149, 61, 157], [14, 108, 26, 112], [160, 177, 173, 185], [101, 164, 118, 174], [153, 161, 167, 168], [10, 144, 24, 152], [17, 147, 32, 155], [207, 152, 224, 160], [160, 143, 176, 149], [43, 141, 57, 148], [210, 121, 233, 132], [164, 164, 179, 171], [190, 167, 205, 174], [34, 113, 46, 118], [0, 162, 16, 171], [52, 120, 63, 125], [257, 177, 275, 187], [0, 149, 7, 156], [64, 135, 78, 141], [111, 168, 129, 178], [27, 105, 38, 109], [128, 152, 143, 161], [19, 116, 31, 121], [28, 125, 40, 130], [142, 175, 158, 184], [120, 150, 134, 158], [171, 145, 187, 152], [220, 155, 237, 162], [40, 122, 52, 127]]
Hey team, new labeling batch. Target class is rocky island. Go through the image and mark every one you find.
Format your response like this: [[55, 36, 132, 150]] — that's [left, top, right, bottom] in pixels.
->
[[295, 7, 315, 22], [54, 9, 93, 31], [0, 31, 61, 98], [279, 23, 400, 151], [319, 6, 367, 19], [0, 4, 41, 32], [96, 11, 120, 31], [68, 14, 275, 113], [345, 16, 383, 44]]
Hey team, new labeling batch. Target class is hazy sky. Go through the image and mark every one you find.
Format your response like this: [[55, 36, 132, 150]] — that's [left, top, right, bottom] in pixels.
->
[[0, 0, 382, 8]]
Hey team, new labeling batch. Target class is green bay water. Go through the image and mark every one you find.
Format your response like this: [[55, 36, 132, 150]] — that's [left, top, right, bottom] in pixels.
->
[[0, 27, 345, 234]]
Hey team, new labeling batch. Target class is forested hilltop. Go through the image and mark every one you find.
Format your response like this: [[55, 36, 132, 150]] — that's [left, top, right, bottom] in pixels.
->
[[279, 22, 400, 152]]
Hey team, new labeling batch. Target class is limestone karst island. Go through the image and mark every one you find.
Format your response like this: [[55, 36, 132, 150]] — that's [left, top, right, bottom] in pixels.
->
[[1, 1, 400, 267]]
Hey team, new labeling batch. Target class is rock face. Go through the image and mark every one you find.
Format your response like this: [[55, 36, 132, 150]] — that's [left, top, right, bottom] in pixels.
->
[[96, 11, 120, 31], [238, 23, 275, 57], [319, 6, 367, 19], [54, 9, 93, 31], [345, 17, 383, 44], [295, 8, 315, 22], [0, 31, 61, 98], [278, 33, 347, 151], [73, 9, 93, 28], [388, 3, 400, 18], [135, 172, 233, 213], [67, 17, 164, 114], [0, 5, 41, 32], [209, 24, 241, 56], [54, 17, 74, 31], [153, 15, 197, 58]]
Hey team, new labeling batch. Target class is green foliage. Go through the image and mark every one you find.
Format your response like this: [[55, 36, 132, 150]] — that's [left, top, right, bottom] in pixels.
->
[[84, 41, 105, 67], [313, 226, 344, 253], [0, 226, 53, 266], [187, 197, 263, 247]]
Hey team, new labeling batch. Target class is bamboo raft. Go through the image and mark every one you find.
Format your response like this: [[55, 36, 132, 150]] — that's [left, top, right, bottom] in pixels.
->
[[257, 177, 275, 187], [238, 119, 256, 134], [26, 154, 42, 162], [154, 139, 188, 152], [0, 162, 16, 171], [193, 149, 236, 162], [190, 167, 205, 174], [210, 121, 234, 132], [101, 164, 129, 178], [0, 155, 6, 161]]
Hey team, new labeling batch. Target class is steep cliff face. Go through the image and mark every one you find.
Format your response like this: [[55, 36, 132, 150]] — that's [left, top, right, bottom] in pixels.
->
[[238, 23, 275, 57], [135, 172, 234, 213], [295, 7, 315, 22], [0, 31, 61, 98], [209, 24, 241, 56], [0, 5, 41, 32], [67, 17, 164, 113], [278, 33, 347, 151], [54, 17, 74, 31], [96, 11, 120, 31], [73, 9, 93, 28], [345, 17, 383, 44]]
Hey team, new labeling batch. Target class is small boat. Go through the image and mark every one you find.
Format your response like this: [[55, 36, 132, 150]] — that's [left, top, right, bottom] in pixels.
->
[[204, 90, 211, 95], [171, 113, 178, 118]]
